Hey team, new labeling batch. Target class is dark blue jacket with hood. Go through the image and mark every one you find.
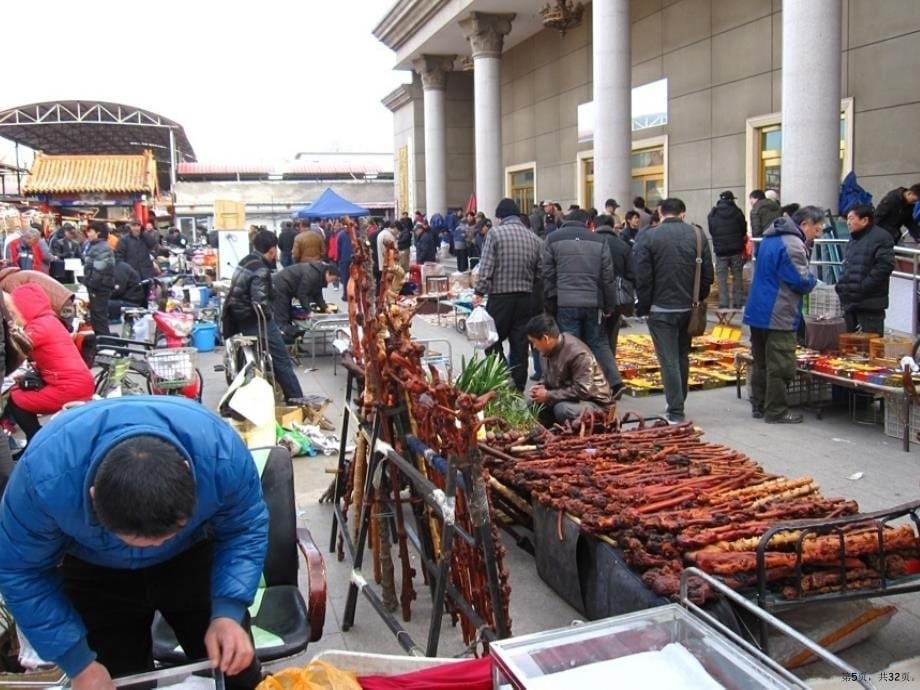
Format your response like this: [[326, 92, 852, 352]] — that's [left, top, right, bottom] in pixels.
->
[[743, 216, 817, 331]]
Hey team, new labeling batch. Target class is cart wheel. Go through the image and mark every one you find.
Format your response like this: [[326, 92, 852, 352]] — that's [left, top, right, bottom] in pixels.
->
[[456, 318, 466, 334]]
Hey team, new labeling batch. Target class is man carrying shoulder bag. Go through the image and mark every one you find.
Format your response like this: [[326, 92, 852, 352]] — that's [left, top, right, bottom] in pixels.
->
[[633, 198, 713, 423]]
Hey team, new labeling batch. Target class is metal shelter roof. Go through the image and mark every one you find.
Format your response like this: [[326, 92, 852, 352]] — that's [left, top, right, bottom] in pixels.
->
[[0, 100, 196, 165]]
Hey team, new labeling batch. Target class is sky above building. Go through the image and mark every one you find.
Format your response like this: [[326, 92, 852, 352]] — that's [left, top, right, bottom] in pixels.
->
[[0, 0, 409, 164]]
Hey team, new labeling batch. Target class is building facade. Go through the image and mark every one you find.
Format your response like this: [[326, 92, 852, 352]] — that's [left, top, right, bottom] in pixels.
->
[[376, 0, 920, 224]]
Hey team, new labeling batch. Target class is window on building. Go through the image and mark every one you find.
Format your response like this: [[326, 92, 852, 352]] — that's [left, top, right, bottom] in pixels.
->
[[507, 166, 535, 212], [630, 146, 665, 207], [577, 139, 667, 209], [747, 100, 853, 196]]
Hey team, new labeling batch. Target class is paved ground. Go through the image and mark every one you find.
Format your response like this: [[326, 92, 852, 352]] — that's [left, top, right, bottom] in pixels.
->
[[197, 285, 920, 684]]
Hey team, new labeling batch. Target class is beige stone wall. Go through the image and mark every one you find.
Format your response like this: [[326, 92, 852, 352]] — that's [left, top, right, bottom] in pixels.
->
[[488, 0, 920, 223], [390, 81, 426, 215]]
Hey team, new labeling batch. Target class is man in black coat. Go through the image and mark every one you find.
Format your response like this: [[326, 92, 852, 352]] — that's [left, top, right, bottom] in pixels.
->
[[115, 220, 157, 280], [874, 184, 920, 244], [595, 215, 634, 398], [836, 204, 895, 334], [414, 223, 437, 264], [278, 221, 297, 267], [707, 190, 748, 309], [108, 261, 148, 319], [544, 209, 618, 389], [222, 230, 303, 402], [271, 261, 338, 337]]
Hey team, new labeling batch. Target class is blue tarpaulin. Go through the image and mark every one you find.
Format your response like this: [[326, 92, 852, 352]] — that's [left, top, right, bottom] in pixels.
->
[[838, 171, 873, 214], [293, 188, 370, 219]]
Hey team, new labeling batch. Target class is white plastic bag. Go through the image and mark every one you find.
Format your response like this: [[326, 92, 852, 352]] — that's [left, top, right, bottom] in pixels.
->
[[466, 306, 497, 348]]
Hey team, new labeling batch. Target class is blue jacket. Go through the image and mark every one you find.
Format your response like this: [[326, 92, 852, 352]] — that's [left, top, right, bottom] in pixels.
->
[[0, 397, 268, 678], [743, 217, 817, 331]]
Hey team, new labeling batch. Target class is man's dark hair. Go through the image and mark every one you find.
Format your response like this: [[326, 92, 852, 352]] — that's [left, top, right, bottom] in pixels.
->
[[909, 184, 920, 196], [323, 263, 340, 277], [658, 198, 686, 216], [253, 229, 279, 253], [625, 210, 640, 222], [93, 435, 196, 538], [564, 208, 590, 224], [782, 203, 800, 217], [595, 214, 614, 227], [90, 221, 109, 239], [633, 196, 646, 208], [847, 204, 874, 221], [526, 313, 561, 339], [750, 189, 766, 201], [553, 203, 562, 212]]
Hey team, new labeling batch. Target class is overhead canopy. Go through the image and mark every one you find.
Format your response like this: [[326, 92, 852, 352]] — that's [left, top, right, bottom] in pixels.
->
[[294, 187, 370, 219]]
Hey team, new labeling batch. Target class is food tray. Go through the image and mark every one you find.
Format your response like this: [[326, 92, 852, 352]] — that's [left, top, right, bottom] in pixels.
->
[[147, 347, 198, 388]]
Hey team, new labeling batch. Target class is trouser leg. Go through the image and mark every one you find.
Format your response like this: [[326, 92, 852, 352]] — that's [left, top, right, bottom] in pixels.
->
[[749, 327, 767, 413], [764, 329, 797, 420], [456, 248, 469, 273], [648, 312, 686, 417], [506, 294, 534, 392], [150, 541, 261, 690], [261, 321, 304, 401], [60, 555, 157, 678], [485, 294, 515, 367], [6, 397, 41, 442], [730, 254, 744, 308], [553, 400, 602, 423], [0, 425, 14, 495], [582, 309, 619, 387], [605, 310, 623, 386], [716, 257, 730, 308], [89, 289, 112, 335], [857, 310, 885, 335], [677, 313, 691, 401]]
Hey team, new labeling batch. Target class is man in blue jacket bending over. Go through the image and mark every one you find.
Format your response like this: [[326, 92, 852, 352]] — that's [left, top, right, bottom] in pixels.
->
[[0, 396, 269, 690]]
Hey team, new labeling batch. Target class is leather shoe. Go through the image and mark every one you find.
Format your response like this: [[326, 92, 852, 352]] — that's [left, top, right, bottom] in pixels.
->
[[765, 413, 803, 424], [751, 407, 764, 419], [612, 383, 626, 400]]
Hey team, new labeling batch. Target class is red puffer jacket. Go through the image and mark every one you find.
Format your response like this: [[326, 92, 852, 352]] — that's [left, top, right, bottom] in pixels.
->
[[9, 283, 94, 414]]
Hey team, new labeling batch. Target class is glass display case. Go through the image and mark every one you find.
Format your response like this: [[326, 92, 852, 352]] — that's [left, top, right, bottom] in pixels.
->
[[490, 604, 796, 690]]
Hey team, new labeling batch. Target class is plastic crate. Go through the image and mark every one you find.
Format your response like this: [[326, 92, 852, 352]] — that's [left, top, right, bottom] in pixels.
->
[[146, 347, 197, 388], [883, 394, 920, 440], [746, 369, 833, 406], [803, 284, 843, 318]]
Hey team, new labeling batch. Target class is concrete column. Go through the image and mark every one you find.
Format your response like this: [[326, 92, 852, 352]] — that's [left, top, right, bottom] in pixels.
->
[[781, 0, 842, 212], [459, 12, 514, 219], [413, 54, 455, 219], [592, 0, 632, 212]]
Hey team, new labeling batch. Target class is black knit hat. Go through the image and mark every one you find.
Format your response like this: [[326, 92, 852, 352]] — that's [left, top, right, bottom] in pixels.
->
[[494, 197, 520, 219]]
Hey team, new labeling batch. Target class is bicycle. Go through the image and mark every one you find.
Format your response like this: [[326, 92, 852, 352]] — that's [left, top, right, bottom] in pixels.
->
[[93, 335, 202, 401]]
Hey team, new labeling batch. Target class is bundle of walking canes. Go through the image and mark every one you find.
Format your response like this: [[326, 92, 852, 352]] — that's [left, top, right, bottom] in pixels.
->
[[332, 221, 511, 653]]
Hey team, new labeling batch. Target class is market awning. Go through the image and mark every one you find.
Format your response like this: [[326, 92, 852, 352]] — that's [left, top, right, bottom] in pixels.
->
[[22, 150, 158, 195]]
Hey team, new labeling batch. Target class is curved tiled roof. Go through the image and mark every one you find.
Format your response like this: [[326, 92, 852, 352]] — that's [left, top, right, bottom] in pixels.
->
[[22, 150, 157, 195]]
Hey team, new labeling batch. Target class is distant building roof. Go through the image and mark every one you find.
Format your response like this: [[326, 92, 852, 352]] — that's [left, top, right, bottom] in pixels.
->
[[177, 157, 394, 180], [23, 150, 158, 195]]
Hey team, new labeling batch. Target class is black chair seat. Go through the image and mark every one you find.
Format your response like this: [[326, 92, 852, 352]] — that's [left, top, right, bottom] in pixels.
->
[[152, 584, 310, 663]]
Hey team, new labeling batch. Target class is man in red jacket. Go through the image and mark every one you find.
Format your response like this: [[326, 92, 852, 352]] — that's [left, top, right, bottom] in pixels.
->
[[9, 227, 51, 274]]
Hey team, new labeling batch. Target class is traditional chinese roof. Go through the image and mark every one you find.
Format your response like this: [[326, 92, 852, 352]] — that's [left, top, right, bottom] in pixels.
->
[[22, 150, 158, 195]]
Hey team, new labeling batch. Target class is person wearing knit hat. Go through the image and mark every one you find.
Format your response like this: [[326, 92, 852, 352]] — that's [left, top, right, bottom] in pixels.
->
[[494, 198, 521, 219], [474, 197, 544, 391]]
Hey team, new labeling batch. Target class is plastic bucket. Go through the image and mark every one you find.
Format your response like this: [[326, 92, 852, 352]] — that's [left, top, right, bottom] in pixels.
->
[[198, 286, 210, 306], [191, 322, 217, 352]]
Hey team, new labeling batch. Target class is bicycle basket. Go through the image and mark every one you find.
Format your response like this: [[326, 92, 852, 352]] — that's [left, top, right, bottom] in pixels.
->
[[146, 348, 198, 389]]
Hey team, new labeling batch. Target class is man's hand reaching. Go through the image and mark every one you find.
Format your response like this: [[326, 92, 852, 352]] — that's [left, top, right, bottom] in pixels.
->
[[204, 617, 255, 676]]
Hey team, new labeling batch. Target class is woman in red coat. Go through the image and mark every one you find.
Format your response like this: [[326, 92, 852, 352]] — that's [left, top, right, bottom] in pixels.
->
[[4, 283, 94, 442]]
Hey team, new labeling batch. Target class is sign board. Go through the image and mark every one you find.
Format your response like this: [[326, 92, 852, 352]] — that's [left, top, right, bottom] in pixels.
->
[[213, 200, 246, 230]]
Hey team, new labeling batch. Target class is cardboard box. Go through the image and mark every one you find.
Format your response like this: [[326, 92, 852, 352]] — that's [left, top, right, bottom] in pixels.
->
[[276, 405, 304, 428], [228, 418, 275, 449]]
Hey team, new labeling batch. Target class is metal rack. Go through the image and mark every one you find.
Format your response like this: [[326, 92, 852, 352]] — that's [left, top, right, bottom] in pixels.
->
[[328, 364, 509, 656], [752, 500, 920, 653]]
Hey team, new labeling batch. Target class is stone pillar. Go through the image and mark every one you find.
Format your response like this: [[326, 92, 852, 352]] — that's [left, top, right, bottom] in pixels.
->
[[459, 12, 514, 219], [592, 0, 632, 212], [414, 55, 455, 219], [781, 0, 842, 212]]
